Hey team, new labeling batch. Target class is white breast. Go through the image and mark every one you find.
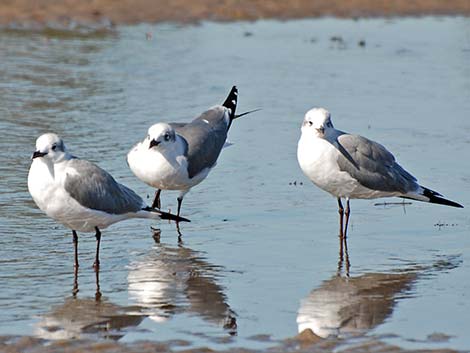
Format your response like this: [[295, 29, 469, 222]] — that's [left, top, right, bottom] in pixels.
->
[[127, 139, 205, 191], [28, 159, 131, 232], [297, 135, 400, 199]]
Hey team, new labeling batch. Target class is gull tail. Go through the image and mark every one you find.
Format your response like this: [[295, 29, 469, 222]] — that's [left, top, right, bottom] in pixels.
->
[[222, 86, 238, 123], [222, 85, 260, 129], [142, 206, 191, 222], [403, 187, 463, 208]]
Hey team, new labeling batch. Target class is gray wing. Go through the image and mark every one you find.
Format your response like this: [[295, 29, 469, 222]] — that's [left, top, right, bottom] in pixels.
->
[[64, 159, 143, 214], [172, 106, 229, 179], [336, 134, 418, 193]]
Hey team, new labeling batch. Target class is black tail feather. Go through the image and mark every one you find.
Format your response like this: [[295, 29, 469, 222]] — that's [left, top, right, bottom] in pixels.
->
[[423, 187, 463, 208], [143, 206, 191, 222], [222, 85, 238, 123], [234, 108, 261, 119]]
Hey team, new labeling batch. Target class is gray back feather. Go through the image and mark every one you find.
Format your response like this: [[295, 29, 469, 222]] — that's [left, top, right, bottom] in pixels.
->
[[336, 134, 418, 193], [64, 159, 143, 214], [171, 106, 229, 179]]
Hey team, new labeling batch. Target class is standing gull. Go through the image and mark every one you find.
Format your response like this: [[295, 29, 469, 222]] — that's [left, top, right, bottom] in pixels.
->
[[297, 107, 463, 237], [128, 86, 251, 217], [28, 133, 188, 270]]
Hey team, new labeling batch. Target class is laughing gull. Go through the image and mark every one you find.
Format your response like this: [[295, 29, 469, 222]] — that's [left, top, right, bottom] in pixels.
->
[[127, 86, 253, 217], [297, 108, 463, 237], [28, 133, 188, 270]]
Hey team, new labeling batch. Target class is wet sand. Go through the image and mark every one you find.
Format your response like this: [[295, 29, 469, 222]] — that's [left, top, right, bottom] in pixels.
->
[[0, 0, 469, 28], [0, 332, 461, 353]]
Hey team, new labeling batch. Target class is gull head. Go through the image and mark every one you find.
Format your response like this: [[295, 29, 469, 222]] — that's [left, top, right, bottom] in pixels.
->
[[32, 133, 67, 162], [301, 107, 334, 138], [147, 123, 176, 150]]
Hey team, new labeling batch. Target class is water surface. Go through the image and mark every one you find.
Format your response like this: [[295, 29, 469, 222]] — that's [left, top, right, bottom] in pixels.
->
[[0, 17, 469, 351]]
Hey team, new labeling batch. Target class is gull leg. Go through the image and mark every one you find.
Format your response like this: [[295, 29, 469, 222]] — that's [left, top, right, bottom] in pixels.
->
[[151, 189, 162, 209], [344, 198, 351, 239], [72, 262, 79, 297], [176, 196, 183, 218], [95, 266, 102, 301], [338, 233, 344, 273], [72, 230, 79, 270], [337, 198, 344, 239], [93, 227, 101, 271], [344, 234, 351, 276]]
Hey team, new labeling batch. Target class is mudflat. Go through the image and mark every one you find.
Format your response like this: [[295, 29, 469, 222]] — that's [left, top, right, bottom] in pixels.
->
[[0, 0, 469, 28]]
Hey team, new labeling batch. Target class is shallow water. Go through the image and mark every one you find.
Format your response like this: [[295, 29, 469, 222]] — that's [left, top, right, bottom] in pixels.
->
[[0, 17, 469, 351]]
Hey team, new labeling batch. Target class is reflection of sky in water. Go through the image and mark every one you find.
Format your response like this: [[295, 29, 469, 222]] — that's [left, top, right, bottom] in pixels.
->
[[0, 17, 469, 350]]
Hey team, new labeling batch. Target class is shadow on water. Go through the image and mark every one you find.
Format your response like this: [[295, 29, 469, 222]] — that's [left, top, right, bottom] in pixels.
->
[[295, 236, 461, 343], [128, 230, 237, 334]]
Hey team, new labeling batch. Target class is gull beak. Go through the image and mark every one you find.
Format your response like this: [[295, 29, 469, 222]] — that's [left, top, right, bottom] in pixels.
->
[[32, 151, 47, 159], [149, 139, 160, 149]]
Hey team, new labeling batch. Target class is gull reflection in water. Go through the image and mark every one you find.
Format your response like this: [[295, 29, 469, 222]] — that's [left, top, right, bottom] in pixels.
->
[[297, 236, 419, 339], [128, 232, 237, 334], [36, 269, 146, 340], [297, 236, 461, 340]]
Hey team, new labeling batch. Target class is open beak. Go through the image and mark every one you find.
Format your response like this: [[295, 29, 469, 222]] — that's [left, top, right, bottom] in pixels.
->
[[32, 151, 47, 159], [149, 139, 160, 149]]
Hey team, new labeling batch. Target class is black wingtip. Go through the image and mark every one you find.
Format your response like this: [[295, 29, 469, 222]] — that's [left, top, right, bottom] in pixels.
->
[[222, 85, 238, 120], [423, 188, 463, 208], [143, 207, 191, 222]]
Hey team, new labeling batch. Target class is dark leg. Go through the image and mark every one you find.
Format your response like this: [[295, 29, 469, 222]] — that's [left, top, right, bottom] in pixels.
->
[[337, 198, 344, 238], [72, 230, 79, 269], [176, 196, 183, 218], [338, 231, 344, 272], [343, 234, 351, 277], [95, 267, 102, 301], [72, 264, 79, 297], [151, 189, 162, 209], [344, 198, 351, 239], [93, 227, 101, 271]]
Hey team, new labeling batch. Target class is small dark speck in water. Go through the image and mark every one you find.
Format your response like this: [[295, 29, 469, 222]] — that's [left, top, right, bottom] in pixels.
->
[[374, 201, 412, 206], [310, 37, 318, 43], [358, 39, 366, 47], [330, 35, 346, 49], [244, 31, 253, 37], [222, 219, 228, 222], [289, 181, 303, 186], [330, 35, 344, 43], [434, 222, 458, 230]]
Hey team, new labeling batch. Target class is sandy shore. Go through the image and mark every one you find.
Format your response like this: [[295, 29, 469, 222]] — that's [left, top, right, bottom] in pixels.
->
[[0, 0, 469, 28]]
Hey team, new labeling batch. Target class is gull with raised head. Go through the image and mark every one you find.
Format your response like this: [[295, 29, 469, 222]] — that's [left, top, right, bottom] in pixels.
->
[[297, 107, 463, 237], [128, 86, 252, 218], [28, 133, 188, 270]]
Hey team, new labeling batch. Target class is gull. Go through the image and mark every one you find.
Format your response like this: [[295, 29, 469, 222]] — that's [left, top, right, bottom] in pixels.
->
[[297, 107, 463, 237], [28, 133, 188, 270], [127, 86, 254, 217]]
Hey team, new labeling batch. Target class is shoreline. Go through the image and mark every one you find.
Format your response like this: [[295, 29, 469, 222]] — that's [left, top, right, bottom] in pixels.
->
[[0, 0, 469, 30]]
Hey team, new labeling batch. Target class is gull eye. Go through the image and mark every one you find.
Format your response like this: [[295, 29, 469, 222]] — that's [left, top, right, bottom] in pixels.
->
[[164, 133, 170, 141], [308, 121, 313, 126], [51, 144, 57, 151]]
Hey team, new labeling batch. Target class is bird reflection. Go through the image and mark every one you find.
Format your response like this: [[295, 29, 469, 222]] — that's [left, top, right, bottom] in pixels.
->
[[297, 237, 417, 339], [128, 232, 237, 334], [36, 268, 145, 340]]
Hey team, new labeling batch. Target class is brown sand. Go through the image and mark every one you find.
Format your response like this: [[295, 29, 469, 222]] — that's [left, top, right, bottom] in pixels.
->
[[0, 0, 469, 28]]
